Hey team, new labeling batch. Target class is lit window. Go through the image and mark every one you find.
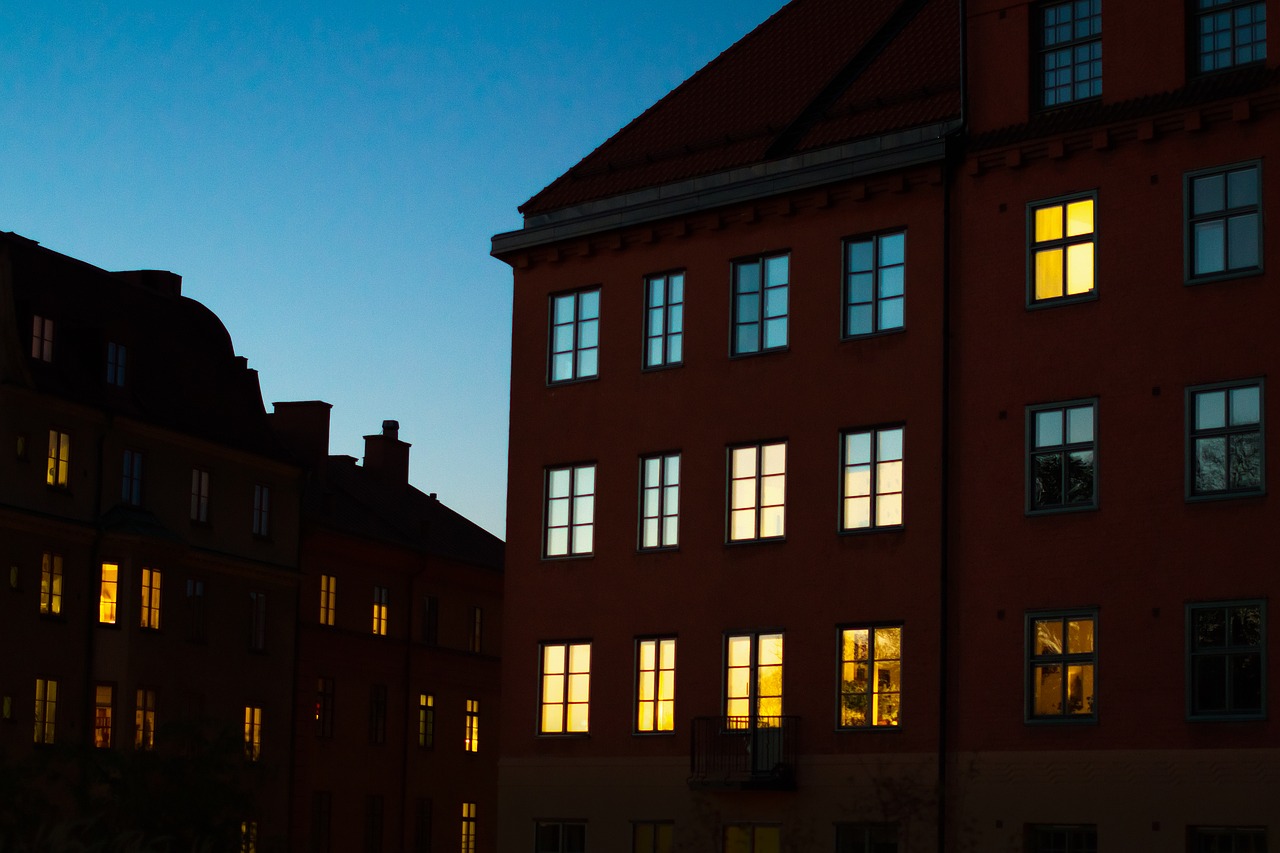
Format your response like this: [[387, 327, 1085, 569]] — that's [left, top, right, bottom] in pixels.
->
[[252, 484, 270, 536], [728, 442, 786, 541], [639, 453, 680, 549], [1188, 163, 1262, 281], [1028, 401, 1096, 511], [1188, 601, 1264, 719], [94, 684, 114, 748], [732, 253, 789, 355], [644, 271, 684, 368], [120, 450, 143, 505], [835, 823, 898, 853], [1028, 612, 1097, 720], [372, 586, 388, 636], [1195, 0, 1266, 72], [316, 677, 334, 739], [190, 469, 209, 522], [244, 705, 262, 761], [838, 626, 902, 728], [318, 575, 336, 626], [39, 552, 63, 616], [240, 820, 258, 853], [536, 821, 585, 853], [540, 642, 591, 734], [34, 678, 57, 744], [549, 289, 600, 383], [1188, 381, 1263, 498], [464, 699, 479, 752], [725, 632, 783, 727], [844, 232, 905, 336], [99, 563, 119, 624], [31, 316, 53, 362], [1038, 0, 1101, 108], [633, 822, 674, 853], [1189, 826, 1268, 851], [135, 688, 156, 750], [418, 693, 434, 747], [724, 824, 781, 853], [140, 568, 162, 630], [250, 592, 267, 651], [106, 341, 127, 386], [544, 464, 595, 557], [460, 803, 477, 853], [186, 579, 206, 643], [636, 637, 676, 733], [1027, 825, 1096, 853], [1029, 195, 1095, 304], [47, 430, 70, 488], [369, 684, 387, 745], [841, 426, 904, 530]]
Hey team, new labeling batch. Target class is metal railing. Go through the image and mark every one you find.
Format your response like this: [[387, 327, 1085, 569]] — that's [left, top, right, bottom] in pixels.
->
[[688, 715, 798, 789]]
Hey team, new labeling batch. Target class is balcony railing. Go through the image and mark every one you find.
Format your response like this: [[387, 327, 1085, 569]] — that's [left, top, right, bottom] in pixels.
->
[[688, 715, 798, 790]]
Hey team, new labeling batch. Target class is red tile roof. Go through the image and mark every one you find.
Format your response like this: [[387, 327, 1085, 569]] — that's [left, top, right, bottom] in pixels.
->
[[520, 0, 961, 217]]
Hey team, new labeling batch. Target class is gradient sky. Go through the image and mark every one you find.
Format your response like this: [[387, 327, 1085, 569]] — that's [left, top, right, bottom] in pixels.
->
[[0, 0, 783, 537]]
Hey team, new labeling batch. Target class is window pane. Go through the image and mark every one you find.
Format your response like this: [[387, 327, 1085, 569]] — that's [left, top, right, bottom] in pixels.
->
[[1193, 173, 1226, 214], [1227, 214, 1259, 269], [1065, 242, 1094, 294], [764, 256, 788, 287], [1036, 410, 1063, 448], [1194, 220, 1227, 274], [1035, 249, 1064, 300], [1195, 390, 1227, 430], [1066, 406, 1093, 443], [1065, 199, 1093, 236], [762, 444, 786, 475], [880, 232, 905, 265], [878, 297, 904, 330], [1227, 167, 1258, 207], [1035, 205, 1064, 242], [1229, 385, 1260, 425]]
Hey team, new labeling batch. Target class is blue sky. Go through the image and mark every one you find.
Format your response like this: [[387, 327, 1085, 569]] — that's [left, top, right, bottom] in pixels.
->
[[0, 0, 782, 537]]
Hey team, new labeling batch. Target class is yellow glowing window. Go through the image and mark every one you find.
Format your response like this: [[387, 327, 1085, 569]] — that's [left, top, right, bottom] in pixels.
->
[[418, 693, 434, 747], [94, 684, 114, 748], [729, 443, 786, 541], [140, 568, 161, 630], [839, 626, 902, 728], [464, 699, 479, 752], [99, 563, 119, 624], [636, 638, 676, 732], [1029, 613, 1096, 719], [460, 803, 477, 853], [319, 574, 336, 626], [372, 585, 388, 635], [40, 552, 63, 615], [244, 705, 262, 760], [46, 430, 70, 487], [540, 642, 590, 734], [135, 688, 156, 750], [1030, 196, 1095, 302], [725, 633, 783, 727], [241, 820, 258, 853]]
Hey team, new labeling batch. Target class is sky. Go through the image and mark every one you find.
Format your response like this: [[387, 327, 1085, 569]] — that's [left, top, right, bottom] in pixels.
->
[[0, 0, 784, 538]]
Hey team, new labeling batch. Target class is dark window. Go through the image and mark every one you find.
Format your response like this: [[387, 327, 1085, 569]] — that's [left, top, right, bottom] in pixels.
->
[[414, 798, 433, 853], [644, 271, 684, 368], [470, 606, 483, 653], [31, 316, 53, 362], [310, 791, 332, 853], [838, 626, 902, 728], [249, 592, 267, 652], [1189, 826, 1268, 852], [418, 693, 434, 747], [731, 253, 789, 355], [1038, 0, 1102, 108], [106, 342, 127, 386], [536, 822, 586, 853], [252, 484, 270, 537], [1187, 163, 1262, 281], [1029, 195, 1096, 304], [632, 821, 674, 853], [1027, 612, 1097, 720], [549, 289, 600, 383], [1188, 601, 1264, 719], [186, 579, 206, 643], [190, 469, 209, 522], [639, 453, 680, 549], [1027, 825, 1097, 853], [1188, 381, 1263, 498], [316, 678, 335, 738], [422, 596, 439, 645], [544, 464, 596, 557], [841, 426, 904, 530], [723, 825, 781, 853], [1194, 0, 1266, 73], [1028, 401, 1096, 512], [122, 450, 143, 506], [369, 684, 387, 744], [836, 823, 898, 853], [844, 232, 905, 336], [364, 794, 384, 853], [39, 552, 63, 616]]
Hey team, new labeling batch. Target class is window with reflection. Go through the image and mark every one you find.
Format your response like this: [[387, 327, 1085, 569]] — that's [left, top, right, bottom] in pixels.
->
[[1028, 401, 1096, 512], [724, 824, 781, 853], [1029, 195, 1095, 303], [1038, 0, 1102, 108], [1028, 612, 1097, 720], [732, 254, 788, 355], [1188, 163, 1262, 281], [544, 464, 595, 557], [636, 637, 676, 733], [549, 289, 600, 383], [729, 442, 786, 541], [540, 642, 591, 734], [644, 271, 684, 368], [841, 426, 904, 530], [252, 484, 270, 536], [1194, 0, 1266, 73], [1188, 601, 1264, 719], [839, 626, 901, 728], [845, 232, 905, 336], [725, 632, 783, 727], [1189, 381, 1262, 497], [639, 453, 680, 549]]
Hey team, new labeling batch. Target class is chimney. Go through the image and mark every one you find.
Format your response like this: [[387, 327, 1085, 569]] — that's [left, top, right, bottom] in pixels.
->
[[269, 401, 333, 465], [363, 419, 410, 486]]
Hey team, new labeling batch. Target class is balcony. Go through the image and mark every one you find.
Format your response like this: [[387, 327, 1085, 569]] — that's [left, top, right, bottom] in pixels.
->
[[688, 716, 799, 790]]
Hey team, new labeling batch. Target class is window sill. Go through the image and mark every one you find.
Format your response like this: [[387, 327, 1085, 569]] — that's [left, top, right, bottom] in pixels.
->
[[1186, 489, 1265, 504], [546, 374, 599, 388], [1026, 292, 1098, 311], [725, 536, 787, 547], [729, 347, 789, 360], [841, 326, 906, 343], [1026, 503, 1098, 517], [641, 362, 684, 373], [838, 524, 905, 537], [1185, 267, 1263, 286], [1025, 716, 1097, 726]]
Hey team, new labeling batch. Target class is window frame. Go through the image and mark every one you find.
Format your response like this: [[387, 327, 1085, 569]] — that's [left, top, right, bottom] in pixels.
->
[[634, 636, 677, 735], [538, 640, 592, 736], [843, 230, 906, 338], [1186, 599, 1266, 721], [252, 484, 271, 537], [548, 287, 601, 384], [369, 683, 388, 745], [1187, 826, 1269, 851], [839, 424, 906, 532], [535, 821, 586, 853], [543, 463, 597, 559], [1026, 398, 1098, 514], [1026, 824, 1098, 853], [723, 824, 781, 853], [632, 821, 674, 853], [638, 452, 680, 551], [1025, 609, 1099, 724], [835, 822, 899, 853], [643, 270, 685, 370], [1185, 161, 1264, 284], [106, 341, 127, 387], [460, 803, 477, 853], [1186, 379, 1265, 501], [316, 677, 335, 739], [39, 551, 63, 617], [1035, 0, 1103, 110], [1191, 0, 1267, 74], [1026, 191, 1098, 307], [47, 429, 70, 488], [836, 624, 903, 730], [730, 251, 790, 357], [190, 468, 210, 523], [140, 567, 162, 631], [726, 441, 787, 543]]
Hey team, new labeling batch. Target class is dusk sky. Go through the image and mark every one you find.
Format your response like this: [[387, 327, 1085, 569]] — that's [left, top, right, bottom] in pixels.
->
[[0, 0, 783, 537]]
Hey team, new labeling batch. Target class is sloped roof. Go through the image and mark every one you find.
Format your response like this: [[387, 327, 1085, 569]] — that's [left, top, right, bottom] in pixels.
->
[[520, 0, 961, 217]]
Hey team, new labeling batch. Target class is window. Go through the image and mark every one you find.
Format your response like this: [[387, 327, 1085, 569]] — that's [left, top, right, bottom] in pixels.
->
[[414, 799, 432, 853], [241, 821, 258, 853], [835, 823, 898, 853], [841, 427, 904, 530], [724, 825, 780, 853], [418, 693, 435, 747], [731, 253, 788, 355], [1026, 825, 1097, 853], [1029, 195, 1095, 304], [1028, 401, 1096, 512], [244, 705, 262, 760], [639, 453, 680, 549], [106, 341, 127, 386], [34, 678, 57, 744], [540, 641, 591, 734], [39, 552, 63, 616], [1188, 381, 1263, 498], [319, 575, 336, 626], [365, 795, 384, 853], [544, 464, 596, 557], [636, 638, 676, 733], [31, 316, 54, 361], [423, 595, 439, 645], [838, 626, 902, 728], [316, 678, 335, 738], [549, 288, 600, 382], [140, 568, 162, 630], [1189, 827, 1268, 852], [135, 688, 156, 750], [99, 563, 119, 624], [47, 430, 70, 487], [464, 698, 480, 752], [121, 450, 143, 505], [250, 592, 267, 651], [1038, 0, 1102, 108], [470, 606, 483, 653], [728, 442, 786, 541], [1188, 601, 1264, 719], [725, 632, 783, 727], [844, 232, 905, 336], [372, 585, 388, 635], [312, 791, 333, 853], [1194, 0, 1266, 73], [252, 484, 270, 536], [94, 684, 114, 748], [190, 469, 209, 522], [1028, 612, 1097, 720], [186, 579, 206, 642], [1187, 163, 1262, 281], [644, 271, 684, 368], [633, 822, 673, 853], [369, 684, 387, 745], [460, 803, 477, 853], [536, 822, 585, 853]]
